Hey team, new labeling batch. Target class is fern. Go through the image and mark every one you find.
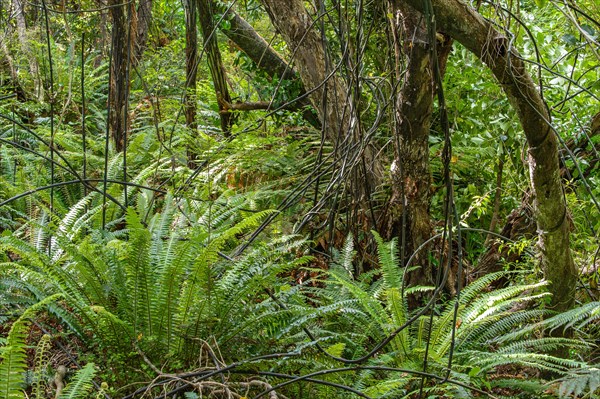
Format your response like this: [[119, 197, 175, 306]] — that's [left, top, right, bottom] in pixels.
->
[[557, 366, 600, 398], [32, 334, 51, 399], [299, 233, 594, 396], [56, 363, 96, 399], [2, 186, 305, 377], [372, 231, 403, 292], [0, 294, 62, 399], [125, 208, 153, 335]]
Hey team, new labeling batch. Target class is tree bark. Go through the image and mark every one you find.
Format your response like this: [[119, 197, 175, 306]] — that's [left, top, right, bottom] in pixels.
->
[[108, 0, 151, 152], [402, 0, 577, 311], [108, 0, 131, 152], [477, 112, 599, 280], [93, 0, 110, 67], [260, 0, 349, 145], [197, 0, 234, 137], [13, 0, 43, 100], [184, 0, 198, 132], [220, 8, 296, 81], [1, 31, 18, 83], [134, 0, 152, 62], [259, 0, 385, 231], [387, 3, 436, 292], [385, 2, 453, 300]]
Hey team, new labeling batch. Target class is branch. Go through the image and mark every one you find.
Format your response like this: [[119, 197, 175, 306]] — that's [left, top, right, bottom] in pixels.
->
[[219, 6, 319, 127], [221, 100, 309, 112], [221, 8, 297, 81]]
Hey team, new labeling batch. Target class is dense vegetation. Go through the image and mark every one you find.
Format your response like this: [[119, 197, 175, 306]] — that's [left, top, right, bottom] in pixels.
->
[[0, 0, 598, 398]]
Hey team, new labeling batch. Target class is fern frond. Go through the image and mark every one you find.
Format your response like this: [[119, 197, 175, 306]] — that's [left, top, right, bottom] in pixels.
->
[[547, 301, 600, 331], [557, 366, 599, 399], [56, 363, 96, 399], [498, 337, 588, 354], [386, 288, 411, 362], [0, 294, 62, 399], [461, 281, 548, 324], [32, 334, 52, 399], [124, 208, 153, 335], [463, 309, 546, 346], [339, 233, 356, 278], [372, 231, 402, 292], [497, 302, 600, 344], [464, 351, 583, 373]]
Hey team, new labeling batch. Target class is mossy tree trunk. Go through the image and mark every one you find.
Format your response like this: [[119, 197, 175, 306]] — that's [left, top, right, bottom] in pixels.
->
[[402, 0, 577, 312]]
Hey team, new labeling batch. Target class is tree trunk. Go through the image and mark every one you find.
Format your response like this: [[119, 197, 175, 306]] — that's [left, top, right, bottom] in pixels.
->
[[184, 0, 198, 132], [402, 0, 577, 311], [477, 112, 599, 280], [220, 7, 296, 81], [259, 0, 385, 237], [108, 0, 151, 152], [385, 2, 453, 299], [485, 151, 505, 246], [197, 0, 234, 137], [13, 0, 43, 100], [260, 0, 349, 145], [108, 0, 131, 152], [93, 0, 110, 67], [134, 0, 152, 62], [1, 31, 18, 83], [387, 4, 435, 292]]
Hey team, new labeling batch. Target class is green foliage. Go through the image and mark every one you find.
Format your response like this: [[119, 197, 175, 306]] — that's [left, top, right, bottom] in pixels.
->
[[298, 234, 589, 397], [32, 334, 51, 399], [0, 294, 62, 399], [0, 0, 599, 397], [557, 366, 600, 399], [56, 363, 97, 399], [0, 190, 312, 385]]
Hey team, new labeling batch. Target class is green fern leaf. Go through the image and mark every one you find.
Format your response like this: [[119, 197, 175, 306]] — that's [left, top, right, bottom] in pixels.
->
[[0, 294, 62, 399], [558, 366, 600, 398], [56, 363, 96, 399], [32, 334, 52, 399], [125, 208, 153, 335]]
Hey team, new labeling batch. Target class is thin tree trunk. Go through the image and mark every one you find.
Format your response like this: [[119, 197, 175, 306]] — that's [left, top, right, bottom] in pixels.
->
[[134, 0, 152, 62], [13, 0, 43, 100], [1, 38, 18, 83], [93, 0, 110, 67], [108, 0, 130, 152], [485, 151, 505, 246], [184, 0, 198, 132], [404, 0, 577, 311], [108, 0, 150, 152], [197, 0, 233, 137]]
